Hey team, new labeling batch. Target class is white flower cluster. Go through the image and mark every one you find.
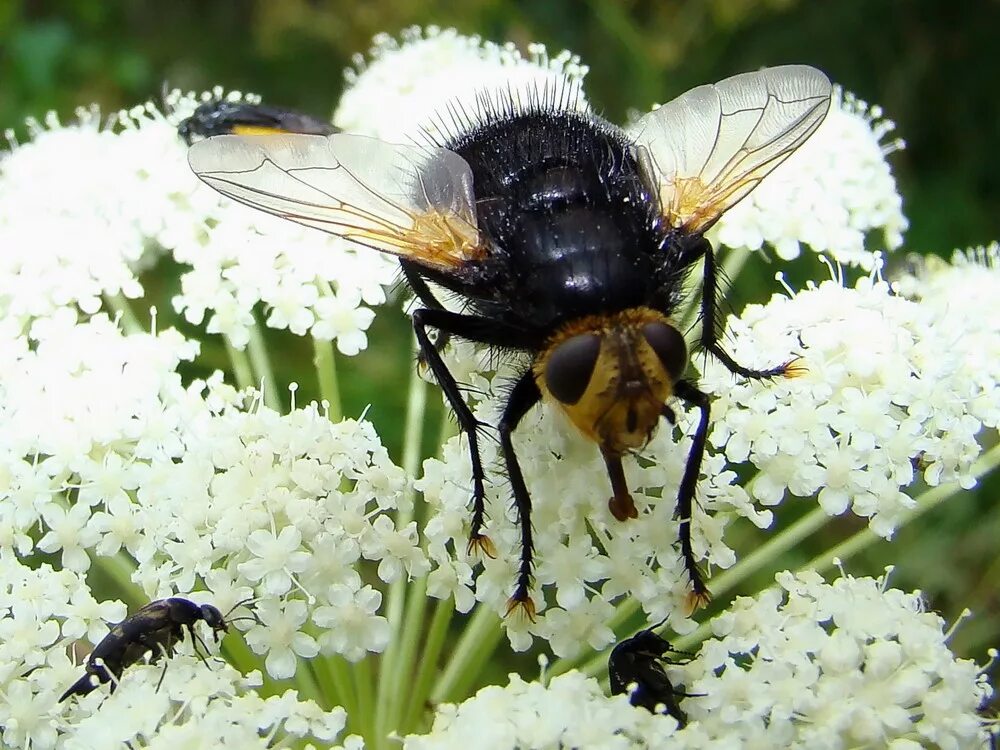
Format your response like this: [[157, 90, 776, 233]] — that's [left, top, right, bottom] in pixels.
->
[[0, 109, 155, 324], [419, 341, 758, 652], [0, 313, 420, 690], [334, 25, 590, 141], [699, 264, 998, 535], [714, 87, 908, 269], [403, 670, 678, 750], [0, 89, 394, 352], [0, 558, 350, 750], [894, 244, 1000, 436], [405, 572, 992, 749], [678, 570, 991, 748]]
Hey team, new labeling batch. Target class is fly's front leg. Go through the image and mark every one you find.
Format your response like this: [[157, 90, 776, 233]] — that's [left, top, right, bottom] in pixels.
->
[[671, 380, 712, 609], [700, 244, 797, 379]]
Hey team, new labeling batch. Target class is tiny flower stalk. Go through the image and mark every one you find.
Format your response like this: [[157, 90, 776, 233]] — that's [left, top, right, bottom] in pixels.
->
[[0, 25, 996, 750]]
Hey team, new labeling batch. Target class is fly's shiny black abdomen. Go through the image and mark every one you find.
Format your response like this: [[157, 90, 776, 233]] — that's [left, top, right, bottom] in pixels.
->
[[446, 109, 666, 328]]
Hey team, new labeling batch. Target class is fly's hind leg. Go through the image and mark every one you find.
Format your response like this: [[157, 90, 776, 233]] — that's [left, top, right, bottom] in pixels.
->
[[411, 308, 531, 560], [700, 244, 799, 379]]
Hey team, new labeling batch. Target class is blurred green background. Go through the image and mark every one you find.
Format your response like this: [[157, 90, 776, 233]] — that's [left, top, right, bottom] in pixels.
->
[[1, 0, 997, 679]]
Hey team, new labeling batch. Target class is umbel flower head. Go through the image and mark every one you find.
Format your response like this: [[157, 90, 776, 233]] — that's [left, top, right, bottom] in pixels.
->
[[0, 24, 996, 750]]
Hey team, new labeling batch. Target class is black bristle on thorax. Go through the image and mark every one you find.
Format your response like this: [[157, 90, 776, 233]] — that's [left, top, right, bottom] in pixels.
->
[[426, 83, 673, 336]]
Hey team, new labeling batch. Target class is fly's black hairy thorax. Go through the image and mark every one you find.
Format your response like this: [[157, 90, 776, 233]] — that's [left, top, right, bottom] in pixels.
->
[[446, 108, 666, 330]]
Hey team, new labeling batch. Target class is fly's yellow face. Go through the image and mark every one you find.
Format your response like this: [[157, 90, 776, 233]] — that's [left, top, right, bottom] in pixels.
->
[[534, 308, 688, 455]]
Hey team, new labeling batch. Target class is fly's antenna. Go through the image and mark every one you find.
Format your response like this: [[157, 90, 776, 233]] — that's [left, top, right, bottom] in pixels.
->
[[223, 596, 259, 620]]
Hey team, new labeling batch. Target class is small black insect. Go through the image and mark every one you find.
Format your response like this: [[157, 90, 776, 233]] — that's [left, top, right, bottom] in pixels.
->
[[178, 100, 337, 144], [59, 596, 250, 701], [189, 65, 831, 617], [609, 626, 690, 725]]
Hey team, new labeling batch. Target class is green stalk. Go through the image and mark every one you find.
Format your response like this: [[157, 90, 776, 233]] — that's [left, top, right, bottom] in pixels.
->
[[439, 610, 506, 702], [353, 656, 376, 745], [225, 339, 255, 392], [402, 597, 455, 733], [430, 604, 501, 704], [319, 655, 359, 733], [374, 336, 428, 742], [289, 655, 323, 705], [246, 320, 280, 410], [104, 292, 144, 336], [708, 502, 831, 600], [381, 576, 429, 737], [219, 633, 263, 689], [312, 337, 342, 422], [96, 553, 144, 608]]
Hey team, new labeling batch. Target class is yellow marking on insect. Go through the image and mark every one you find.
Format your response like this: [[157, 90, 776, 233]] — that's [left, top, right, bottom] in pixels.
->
[[230, 125, 287, 136], [534, 307, 679, 456]]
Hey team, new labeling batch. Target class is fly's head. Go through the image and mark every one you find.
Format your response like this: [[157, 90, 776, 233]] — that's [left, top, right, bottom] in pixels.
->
[[535, 308, 688, 456]]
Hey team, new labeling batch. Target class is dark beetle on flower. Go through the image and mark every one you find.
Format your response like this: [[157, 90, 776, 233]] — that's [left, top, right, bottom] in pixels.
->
[[59, 596, 252, 701], [189, 65, 831, 617], [177, 99, 337, 144], [609, 626, 690, 726]]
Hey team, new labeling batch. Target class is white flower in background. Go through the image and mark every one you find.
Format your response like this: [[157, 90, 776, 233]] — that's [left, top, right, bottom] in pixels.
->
[[700, 266, 998, 533], [893, 244, 1000, 435], [0, 88, 395, 355], [713, 87, 908, 269], [335, 25, 590, 141]]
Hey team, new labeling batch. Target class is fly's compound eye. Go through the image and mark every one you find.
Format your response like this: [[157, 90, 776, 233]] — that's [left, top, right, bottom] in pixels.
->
[[642, 322, 687, 382], [545, 333, 601, 404]]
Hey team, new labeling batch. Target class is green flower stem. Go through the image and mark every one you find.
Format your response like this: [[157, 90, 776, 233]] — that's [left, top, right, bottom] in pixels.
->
[[96, 552, 144, 609], [246, 320, 280, 411], [375, 338, 427, 741], [104, 292, 144, 335], [402, 596, 455, 733], [320, 655, 359, 732], [380, 576, 429, 738], [225, 340, 255, 392], [707, 504, 832, 600], [430, 604, 501, 704], [443, 611, 507, 703], [288, 656, 323, 705], [353, 655, 377, 746], [806, 442, 1000, 575], [312, 337, 342, 422]]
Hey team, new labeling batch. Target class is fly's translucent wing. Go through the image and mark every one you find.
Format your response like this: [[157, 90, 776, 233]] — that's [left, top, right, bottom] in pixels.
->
[[188, 133, 483, 271], [628, 65, 832, 234]]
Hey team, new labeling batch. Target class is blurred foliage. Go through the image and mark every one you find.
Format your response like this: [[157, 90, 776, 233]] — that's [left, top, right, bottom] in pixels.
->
[[1, 0, 997, 669]]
